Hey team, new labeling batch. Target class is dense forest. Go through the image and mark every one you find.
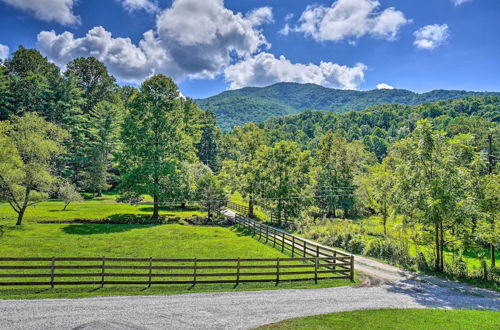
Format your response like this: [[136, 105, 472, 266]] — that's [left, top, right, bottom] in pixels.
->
[[195, 82, 500, 130], [0, 47, 498, 285]]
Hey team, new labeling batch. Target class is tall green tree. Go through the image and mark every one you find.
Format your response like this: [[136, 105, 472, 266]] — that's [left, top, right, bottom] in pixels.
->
[[81, 101, 122, 195], [220, 123, 265, 217], [254, 141, 311, 224], [391, 120, 475, 272], [195, 110, 221, 173], [0, 64, 11, 120], [119, 75, 196, 219], [314, 131, 374, 218], [356, 161, 393, 235], [195, 174, 228, 219], [65, 57, 116, 114], [0, 113, 67, 225]]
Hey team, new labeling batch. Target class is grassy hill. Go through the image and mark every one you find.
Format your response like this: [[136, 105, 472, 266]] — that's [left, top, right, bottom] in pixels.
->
[[195, 83, 500, 130]]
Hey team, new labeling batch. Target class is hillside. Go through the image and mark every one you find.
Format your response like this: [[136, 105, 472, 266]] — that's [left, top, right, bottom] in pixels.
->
[[195, 83, 500, 130]]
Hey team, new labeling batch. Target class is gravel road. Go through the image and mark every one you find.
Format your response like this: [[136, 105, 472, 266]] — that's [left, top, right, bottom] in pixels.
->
[[0, 279, 498, 330], [1, 211, 498, 329]]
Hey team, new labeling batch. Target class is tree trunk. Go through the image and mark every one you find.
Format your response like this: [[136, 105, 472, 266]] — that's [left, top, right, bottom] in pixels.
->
[[152, 194, 159, 219], [382, 213, 387, 236], [248, 195, 254, 218], [181, 202, 186, 209], [491, 244, 496, 268], [435, 222, 440, 272], [63, 202, 69, 211], [440, 221, 444, 272], [16, 207, 26, 226]]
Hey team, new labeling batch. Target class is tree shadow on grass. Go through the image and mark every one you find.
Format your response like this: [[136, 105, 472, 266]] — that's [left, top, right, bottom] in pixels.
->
[[62, 223, 159, 235], [230, 225, 254, 237], [138, 206, 201, 213]]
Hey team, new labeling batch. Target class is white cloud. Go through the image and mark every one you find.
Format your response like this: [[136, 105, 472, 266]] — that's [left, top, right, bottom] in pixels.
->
[[246, 7, 274, 26], [376, 83, 394, 90], [224, 52, 366, 90], [37, 0, 273, 83], [118, 0, 159, 13], [0, 44, 9, 61], [0, 0, 79, 25], [291, 0, 409, 42], [413, 24, 449, 50], [451, 0, 473, 6]]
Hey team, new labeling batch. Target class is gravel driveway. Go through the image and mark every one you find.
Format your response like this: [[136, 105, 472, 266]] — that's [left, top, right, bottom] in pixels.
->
[[0, 278, 498, 330]]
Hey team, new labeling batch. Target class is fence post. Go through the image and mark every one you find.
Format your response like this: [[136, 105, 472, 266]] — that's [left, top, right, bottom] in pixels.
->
[[148, 257, 153, 288], [273, 229, 276, 247], [281, 232, 285, 252], [236, 258, 240, 285], [50, 256, 55, 289], [253, 221, 256, 236], [303, 240, 307, 257], [291, 236, 295, 257], [314, 257, 318, 284], [350, 255, 354, 282], [193, 258, 197, 285], [276, 257, 280, 285], [259, 224, 262, 240], [333, 251, 337, 271], [101, 256, 106, 288], [316, 245, 320, 258], [265, 226, 269, 243]]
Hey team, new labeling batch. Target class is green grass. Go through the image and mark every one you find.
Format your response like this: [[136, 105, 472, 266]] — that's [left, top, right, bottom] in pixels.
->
[[0, 197, 356, 299], [0, 194, 206, 225], [258, 309, 500, 329]]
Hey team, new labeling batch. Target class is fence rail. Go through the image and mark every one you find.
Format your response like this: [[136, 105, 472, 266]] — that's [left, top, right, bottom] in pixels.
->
[[227, 213, 354, 280], [226, 201, 250, 216], [0, 255, 352, 287]]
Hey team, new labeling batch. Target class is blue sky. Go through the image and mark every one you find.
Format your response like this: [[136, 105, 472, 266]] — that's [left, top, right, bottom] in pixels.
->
[[0, 0, 499, 98]]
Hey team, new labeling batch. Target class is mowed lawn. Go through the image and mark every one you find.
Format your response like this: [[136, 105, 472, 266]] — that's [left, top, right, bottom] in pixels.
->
[[258, 309, 500, 329], [0, 198, 355, 299], [0, 194, 205, 225]]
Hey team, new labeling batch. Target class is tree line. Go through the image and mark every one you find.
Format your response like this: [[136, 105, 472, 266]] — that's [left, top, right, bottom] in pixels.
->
[[0, 47, 223, 225]]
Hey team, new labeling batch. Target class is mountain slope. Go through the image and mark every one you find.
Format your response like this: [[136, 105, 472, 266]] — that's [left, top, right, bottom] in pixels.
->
[[195, 83, 500, 130]]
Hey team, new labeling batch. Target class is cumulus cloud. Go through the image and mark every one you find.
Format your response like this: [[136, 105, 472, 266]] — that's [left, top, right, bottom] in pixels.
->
[[37, 0, 273, 83], [224, 52, 366, 90], [290, 0, 409, 42], [413, 24, 449, 50], [0, 0, 79, 25], [451, 0, 473, 6], [376, 83, 394, 90], [118, 0, 159, 13], [0, 44, 9, 61], [246, 7, 273, 26]]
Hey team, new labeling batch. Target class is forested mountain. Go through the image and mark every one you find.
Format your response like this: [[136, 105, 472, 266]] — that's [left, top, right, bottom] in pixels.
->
[[195, 82, 500, 130], [258, 96, 500, 161]]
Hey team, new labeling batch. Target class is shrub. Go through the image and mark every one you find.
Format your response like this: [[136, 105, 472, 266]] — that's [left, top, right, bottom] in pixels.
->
[[346, 235, 366, 254]]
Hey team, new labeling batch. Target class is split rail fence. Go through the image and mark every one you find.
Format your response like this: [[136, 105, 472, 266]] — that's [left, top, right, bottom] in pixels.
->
[[226, 206, 354, 280], [0, 256, 352, 287]]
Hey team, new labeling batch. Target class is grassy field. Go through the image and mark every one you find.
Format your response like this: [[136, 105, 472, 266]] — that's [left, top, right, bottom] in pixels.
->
[[258, 309, 500, 329], [0, 197, 355, 299], [0, 194, 205, 225]]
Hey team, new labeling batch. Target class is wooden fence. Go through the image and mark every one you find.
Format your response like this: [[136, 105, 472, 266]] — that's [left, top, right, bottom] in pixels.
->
[[0, 256, 352, 287], [228, 213, 354, 280], [226, 201, 249, 217]]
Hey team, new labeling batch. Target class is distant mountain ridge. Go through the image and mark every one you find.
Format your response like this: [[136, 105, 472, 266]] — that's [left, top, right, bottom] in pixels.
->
[[194, 82, 500, 130]]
